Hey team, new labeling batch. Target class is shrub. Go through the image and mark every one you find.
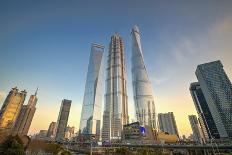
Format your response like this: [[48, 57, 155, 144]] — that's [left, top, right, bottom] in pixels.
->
[[0, 135, 25, 155]]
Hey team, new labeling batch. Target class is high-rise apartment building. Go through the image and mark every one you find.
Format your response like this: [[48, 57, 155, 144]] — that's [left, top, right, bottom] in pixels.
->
[[158, 112, 179, 137], [13, 88, 38, 135], [102, 34, 129, 141], [79, 43, 104, 140], [190, 82, 219, 139], [188, 115, 205, 144], [47, 122, 57, 139], [55, 99, 71, 142], [131, 25, 156, 128], [195, 60, 232, 138], [0, 87, 26, 129]]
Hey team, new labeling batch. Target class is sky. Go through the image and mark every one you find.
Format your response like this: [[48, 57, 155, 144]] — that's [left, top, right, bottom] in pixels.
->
[[0, 0, 232, 137]]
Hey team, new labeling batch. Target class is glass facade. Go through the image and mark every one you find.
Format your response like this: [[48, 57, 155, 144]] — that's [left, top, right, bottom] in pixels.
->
[[79, 43, 104, 139], [158, 112, 179, 137], [0, 87, 26, 129], [190, 82, 220, 139], [131, 25, 156, 128], [102, 34, 129, 141], [13, 91, 38, 135], [188, 115, 205, 144], [55, 99, 71, 142], [196, 60, 232, 138]]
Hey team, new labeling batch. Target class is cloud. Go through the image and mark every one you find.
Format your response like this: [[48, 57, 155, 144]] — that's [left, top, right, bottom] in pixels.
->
[[168, 17, 232, 66], [215, 17, 232, 35], [170, 38, 196, 63], [151, 76, 170, 85]]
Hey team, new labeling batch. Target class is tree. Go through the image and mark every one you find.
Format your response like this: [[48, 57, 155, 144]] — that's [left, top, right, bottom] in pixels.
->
[[115, 147, 131, 155], [61, 150, 71, 155], [137, 147, 164, 155], [0, 135, 25, 155]]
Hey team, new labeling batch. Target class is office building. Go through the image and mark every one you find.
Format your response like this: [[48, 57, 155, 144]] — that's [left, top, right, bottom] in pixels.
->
[[36, 130, 48, 140], [188, 115, 205, 143], [0, 87, 26, 129], [55, 99, 71, 142], [131, 25, 156, 128], [102, 33, 129, 141], [158, 112, 179, 137], [123, 122, 156, 144], [47, 122, 57, 139], [65, 125, 75, 140], [156, 132, 179, 143], [13, 88, 38, 135], [190, 82, 219, 139], [79, 43, 104, 140], [195, 60, 232, 138]]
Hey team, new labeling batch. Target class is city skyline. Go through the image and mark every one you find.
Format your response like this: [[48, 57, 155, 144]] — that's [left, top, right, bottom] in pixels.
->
[[1, 1, 232, 137]]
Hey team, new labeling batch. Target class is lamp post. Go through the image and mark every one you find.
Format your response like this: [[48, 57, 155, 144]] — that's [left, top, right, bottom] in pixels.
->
[[90, 140, 92, 155], [90, 135, 95, 155]]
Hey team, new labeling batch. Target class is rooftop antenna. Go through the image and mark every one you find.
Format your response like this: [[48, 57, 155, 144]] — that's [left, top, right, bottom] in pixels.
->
[[35, 87, 38, 96]]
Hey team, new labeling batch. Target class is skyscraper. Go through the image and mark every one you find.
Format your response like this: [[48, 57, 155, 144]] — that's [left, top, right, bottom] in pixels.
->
[[55, 99, 71, 142], [195, 60, 232, 138], [13, 88, 38, 135], [158, 112, 179, 137], [131, 25, 156, 128], [102, 33, 129, 141], [47, 122, 57, 139], [190, 82, 219, 139], [79, 43, 104, 140], [0, 87, 26, 129], [188, 115, 205, 144]]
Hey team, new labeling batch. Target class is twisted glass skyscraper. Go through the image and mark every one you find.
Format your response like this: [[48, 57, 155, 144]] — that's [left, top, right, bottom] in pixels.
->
[[79, 43, 104, 139], [131, 26, 156, 128], [102, 34, 129, 141]]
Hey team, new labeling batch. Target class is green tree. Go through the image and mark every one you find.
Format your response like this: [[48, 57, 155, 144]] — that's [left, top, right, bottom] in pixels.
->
[[137, 147, 164, 155], [115, 147, 131, 155], [61, 150, 71, 155], [0, 135, 25, 155]]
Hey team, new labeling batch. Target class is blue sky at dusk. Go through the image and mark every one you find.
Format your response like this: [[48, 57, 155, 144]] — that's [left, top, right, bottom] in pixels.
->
[[0, 0, 232, 136]]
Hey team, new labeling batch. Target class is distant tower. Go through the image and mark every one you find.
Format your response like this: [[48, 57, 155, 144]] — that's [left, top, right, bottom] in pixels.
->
[[188, 115, 205, 144], [158, 112, 179, 137], [195, 60, 232, 138], [131, 25, 156, 128], [13, 88, 38, 135], [0, 87, 26, 129], [102, 33, 129, 141], [55, 99, 71, 142], [190, 82, 219, 139], [65, 126, 75, 140], [79, 43, 104, 140], [47, 122, 57, 140]]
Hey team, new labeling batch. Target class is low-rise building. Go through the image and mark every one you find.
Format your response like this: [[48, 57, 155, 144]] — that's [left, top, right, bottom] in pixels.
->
[[123, 122, 156, 144], [156, 131, 178, 143]]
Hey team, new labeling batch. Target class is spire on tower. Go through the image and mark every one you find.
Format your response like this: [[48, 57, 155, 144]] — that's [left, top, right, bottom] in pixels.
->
[[35, 87, 38, 96]]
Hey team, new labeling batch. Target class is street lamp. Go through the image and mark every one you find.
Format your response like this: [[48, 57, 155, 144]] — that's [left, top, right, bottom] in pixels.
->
[[90, 135, 95, 155]]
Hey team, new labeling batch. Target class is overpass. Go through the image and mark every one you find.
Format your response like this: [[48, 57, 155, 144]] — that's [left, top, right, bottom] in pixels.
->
[[66, 143, 232, 155]]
